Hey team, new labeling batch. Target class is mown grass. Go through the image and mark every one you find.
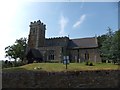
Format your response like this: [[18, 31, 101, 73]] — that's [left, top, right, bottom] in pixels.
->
[[2, 62, 119, 72]]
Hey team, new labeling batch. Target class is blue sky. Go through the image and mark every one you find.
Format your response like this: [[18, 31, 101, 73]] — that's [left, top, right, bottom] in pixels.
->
[[0, 0, 119, 60]]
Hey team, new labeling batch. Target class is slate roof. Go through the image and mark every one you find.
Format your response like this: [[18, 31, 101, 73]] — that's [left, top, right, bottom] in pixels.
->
[[68, 37, 98, 49]]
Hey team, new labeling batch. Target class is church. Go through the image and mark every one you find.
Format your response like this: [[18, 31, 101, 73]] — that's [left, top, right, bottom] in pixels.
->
[[26, 20, 101, 63]]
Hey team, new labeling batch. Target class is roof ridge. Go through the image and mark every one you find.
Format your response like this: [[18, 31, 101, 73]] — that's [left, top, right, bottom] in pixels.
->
[[71, 37, 95, 40]]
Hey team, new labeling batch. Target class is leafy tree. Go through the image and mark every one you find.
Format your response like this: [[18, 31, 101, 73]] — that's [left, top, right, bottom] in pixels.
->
[[5, 37, 27, 66], [99, 27, 114, 62], [98, 27, 120, 64], [15, 37, 27, 61], [5, 45, 18, 62], [97, 34, 107, 63], [97, 34, 107, 48], [110, 29, 120, 64]]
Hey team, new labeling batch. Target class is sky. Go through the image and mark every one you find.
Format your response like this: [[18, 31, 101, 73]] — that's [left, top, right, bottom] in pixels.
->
[[0, 0, 119, 60]]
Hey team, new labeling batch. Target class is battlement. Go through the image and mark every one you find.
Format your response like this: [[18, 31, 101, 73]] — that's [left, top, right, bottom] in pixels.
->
[[45, 36, 69, 47], [46, 36, 69, 40], [30, 20, 44, 25], [30, 20, 46, 30]]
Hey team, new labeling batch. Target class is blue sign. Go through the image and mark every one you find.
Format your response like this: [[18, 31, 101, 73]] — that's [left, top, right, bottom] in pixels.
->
[[63, 56, 69, 64], [63, 60, 69, 64]]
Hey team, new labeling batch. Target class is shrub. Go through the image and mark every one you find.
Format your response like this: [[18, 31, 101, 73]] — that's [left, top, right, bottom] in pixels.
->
[[85, 61, 94, 66], [108, 60, 111, 63], [89, 62, 94, 66], [85, 61, 89, 65], [2, 60, 13, 68], [12, 61, 26, 67], [102, 59, 106, 63]]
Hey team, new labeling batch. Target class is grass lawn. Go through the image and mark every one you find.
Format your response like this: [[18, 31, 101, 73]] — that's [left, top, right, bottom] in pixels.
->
[[2, 62, 120, 72]]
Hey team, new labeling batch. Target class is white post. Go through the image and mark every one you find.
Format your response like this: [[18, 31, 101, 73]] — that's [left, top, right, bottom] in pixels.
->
[[79, 58, 80, 63]]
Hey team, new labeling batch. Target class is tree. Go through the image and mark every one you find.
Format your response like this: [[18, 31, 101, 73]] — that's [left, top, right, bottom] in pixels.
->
[[15, 37, 27, 61], [5, 37, 27, 66], [97, 34, 107, 48], [97, 33, 108, 63], [5, 45, 18, 62], [110, 29, 120, 64], [97, 27, 120, 64], [99, 27, 114, 62]]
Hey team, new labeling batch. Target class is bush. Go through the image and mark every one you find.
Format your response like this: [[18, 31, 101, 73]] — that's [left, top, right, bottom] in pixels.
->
[[108, 60, 111, 63], [85, 61, 89, 65], [102, 59, 106, 63], [2, 61, 13, 68], [12, 61, 25, 67], [89, 62, 94, 66], [85, 61, 94, 66]]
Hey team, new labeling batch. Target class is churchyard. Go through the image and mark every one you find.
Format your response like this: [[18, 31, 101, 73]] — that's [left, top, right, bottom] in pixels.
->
[[2, 62, 119, 72]]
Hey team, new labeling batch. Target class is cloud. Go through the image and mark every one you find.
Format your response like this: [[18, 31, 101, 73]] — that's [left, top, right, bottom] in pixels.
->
[[59, 13, 68, 36], [73, 14, 86, 28]]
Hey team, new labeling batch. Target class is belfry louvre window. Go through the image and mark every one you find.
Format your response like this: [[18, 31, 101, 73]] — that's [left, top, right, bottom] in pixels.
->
[[31, 28, 36, 34]]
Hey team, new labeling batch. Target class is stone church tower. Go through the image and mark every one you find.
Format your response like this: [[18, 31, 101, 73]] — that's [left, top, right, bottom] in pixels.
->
[[28, 20, 46, 48], [26, 20, 101, 63]]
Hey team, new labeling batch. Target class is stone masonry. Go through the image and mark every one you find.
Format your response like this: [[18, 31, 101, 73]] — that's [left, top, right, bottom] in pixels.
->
[[26, 20, 101, 63]]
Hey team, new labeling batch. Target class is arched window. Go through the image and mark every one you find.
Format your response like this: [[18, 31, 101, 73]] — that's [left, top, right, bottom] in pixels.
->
[[48, 50, 54, 60], [85, 50, 89, 60]]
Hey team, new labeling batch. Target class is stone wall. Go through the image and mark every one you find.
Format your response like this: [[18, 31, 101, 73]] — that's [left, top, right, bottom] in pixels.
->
[[38, 46, 62, 61], [69, 48, 101, 63], [2, 70, 120, 88]]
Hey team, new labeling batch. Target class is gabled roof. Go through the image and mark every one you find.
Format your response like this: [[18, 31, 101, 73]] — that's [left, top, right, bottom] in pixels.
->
[[68, 37, 98, 48]]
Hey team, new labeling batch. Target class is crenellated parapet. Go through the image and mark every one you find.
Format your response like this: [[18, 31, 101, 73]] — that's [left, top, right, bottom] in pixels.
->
[[46, 36, 69, 40], [28, 20, 46, 48], [45, 36, 69, 47], [30, 20, 46, 30]]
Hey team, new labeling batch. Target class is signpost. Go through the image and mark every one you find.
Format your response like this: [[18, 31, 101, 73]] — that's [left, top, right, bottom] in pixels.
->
[[63, 56, 69, 69]]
